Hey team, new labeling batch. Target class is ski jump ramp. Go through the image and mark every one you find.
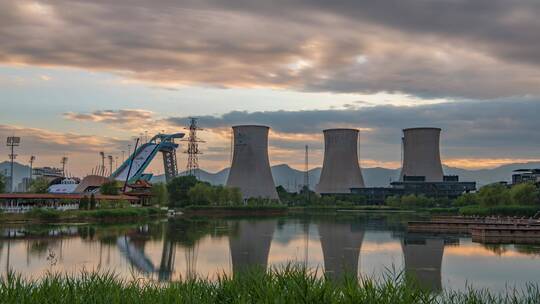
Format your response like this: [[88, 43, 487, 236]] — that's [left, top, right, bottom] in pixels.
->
[[110, 133, 184, 183]]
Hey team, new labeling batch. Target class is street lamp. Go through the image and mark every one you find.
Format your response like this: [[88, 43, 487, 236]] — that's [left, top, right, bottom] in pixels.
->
[[6, 136, 21, 193]]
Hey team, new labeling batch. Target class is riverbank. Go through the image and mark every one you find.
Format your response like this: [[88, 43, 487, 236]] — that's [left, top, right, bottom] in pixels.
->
[[182, 205, 288, 216], [0, 207, 167, 224], [2, 266, 538, 304]]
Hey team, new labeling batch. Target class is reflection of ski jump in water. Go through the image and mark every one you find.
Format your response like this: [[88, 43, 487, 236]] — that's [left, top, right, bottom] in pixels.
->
[[229, 220, 276, 275], [401, 236, 445, 292], [116, 236, 156, 274], [318, 222, 364, 281]]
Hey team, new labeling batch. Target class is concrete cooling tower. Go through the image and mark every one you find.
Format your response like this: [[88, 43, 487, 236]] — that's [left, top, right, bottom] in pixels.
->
[[400, 127, 444, 182], [229, 220, 276, 275], [318, 222, 364, 281], [402, 237, 444, 292], [316, 129, 365, 194], [226, 125, 279, 200]]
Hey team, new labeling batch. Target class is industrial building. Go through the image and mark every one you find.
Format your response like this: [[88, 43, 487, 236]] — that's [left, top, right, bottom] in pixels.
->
[[512, 169, 540, 185], [350, 128, 475, 203], [226, 125, 279, 200], [316, 128, 365, 194]]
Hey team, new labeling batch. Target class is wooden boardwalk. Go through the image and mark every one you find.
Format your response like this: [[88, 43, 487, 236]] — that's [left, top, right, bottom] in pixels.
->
[[407, 217, 540, 243]]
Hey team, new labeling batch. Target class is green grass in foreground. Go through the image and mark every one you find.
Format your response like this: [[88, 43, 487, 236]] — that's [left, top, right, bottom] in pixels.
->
[[1, 266, 539, 304]]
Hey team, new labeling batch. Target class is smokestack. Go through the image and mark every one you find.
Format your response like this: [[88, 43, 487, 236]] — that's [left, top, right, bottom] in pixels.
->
[[316, 128, 365, 194], [226, 125, 279, 200], [400, 127, 444, 182]]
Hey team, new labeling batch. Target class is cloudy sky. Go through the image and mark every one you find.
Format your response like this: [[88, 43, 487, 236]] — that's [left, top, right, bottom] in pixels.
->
[[1, 0, 539, 175]]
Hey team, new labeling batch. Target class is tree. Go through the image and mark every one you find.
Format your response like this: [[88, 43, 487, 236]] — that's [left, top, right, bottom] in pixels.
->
[[454, 192, 478, 206], [79, 196, 89, 210], [188, 183, 212, 205], [477, 183, 511, 206], [510, 183, 539, 205], [400, 194, 434, 208], [167, 175, 199, 207], [100, 180, 120, 195], [90, 194, 97, 210], [151, 182, 169, 206], [229, 187, 243, 205], [0, 173, 4, 193], [28, 177, 50, 193]]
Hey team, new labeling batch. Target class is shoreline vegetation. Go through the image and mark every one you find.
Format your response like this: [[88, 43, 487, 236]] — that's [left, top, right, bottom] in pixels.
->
[[0, 207, 166, 224], [1, 265, 539, 304]]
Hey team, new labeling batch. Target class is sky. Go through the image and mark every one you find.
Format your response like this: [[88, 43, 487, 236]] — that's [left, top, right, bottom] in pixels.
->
[[1, 0, 540, 176]]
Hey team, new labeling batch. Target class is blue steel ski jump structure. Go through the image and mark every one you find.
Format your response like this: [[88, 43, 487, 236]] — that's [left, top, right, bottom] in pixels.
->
[[110, 133, 185, 183]]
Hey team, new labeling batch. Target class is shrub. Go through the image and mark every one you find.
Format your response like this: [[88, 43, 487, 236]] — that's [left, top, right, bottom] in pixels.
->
[[27, 208, 61, 220], [477, 183, 512, 206], [459, 205, 540, 217], [454, 192, 478, 207], [510, 182, 540, 205], [100, 180, 121, 195], [28, 177, 50, 193], [79, 196, 89, 210]]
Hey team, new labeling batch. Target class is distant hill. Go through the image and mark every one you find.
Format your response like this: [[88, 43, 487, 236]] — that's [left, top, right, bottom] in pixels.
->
[[151, 161, 540, 189]]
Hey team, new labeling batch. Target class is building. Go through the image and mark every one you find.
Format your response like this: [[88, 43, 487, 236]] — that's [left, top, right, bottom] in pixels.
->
[[351, 175, 476, 204], [512, 169, 540, 185], [33, 167, 64, 181], [350, 128, 475, 203]]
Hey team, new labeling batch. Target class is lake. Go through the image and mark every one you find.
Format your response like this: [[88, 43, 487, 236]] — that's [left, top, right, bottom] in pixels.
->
[[1, 213, 539, 293]]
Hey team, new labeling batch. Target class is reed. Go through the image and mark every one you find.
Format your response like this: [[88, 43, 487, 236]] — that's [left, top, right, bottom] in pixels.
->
[[1, 265, 538, 304]]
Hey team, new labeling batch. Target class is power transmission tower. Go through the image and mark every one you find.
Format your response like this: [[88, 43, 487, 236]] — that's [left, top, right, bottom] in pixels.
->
[[182, 118, 204, 177], [6, 136, 20, 193], [60, 156, 68, 178]]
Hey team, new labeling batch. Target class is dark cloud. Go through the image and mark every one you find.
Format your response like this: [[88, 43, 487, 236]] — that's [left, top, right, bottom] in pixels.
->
[[166, 98, 540, 162], [1, 1, 540, 98]]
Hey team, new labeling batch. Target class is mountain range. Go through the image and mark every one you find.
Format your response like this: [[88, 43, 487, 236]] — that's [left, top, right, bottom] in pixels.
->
[[153, 162, 540, 190], [3, 161, 539, 191]]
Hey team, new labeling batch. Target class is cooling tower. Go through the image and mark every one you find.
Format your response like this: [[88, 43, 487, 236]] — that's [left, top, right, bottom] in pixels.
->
[[226, 125, 279, 200], [318, 222, 364, 281], [229, 220, 276, 275], [400, 127, 444, 182], [402, 237, 444, 291], [316, 128, 365, 194]]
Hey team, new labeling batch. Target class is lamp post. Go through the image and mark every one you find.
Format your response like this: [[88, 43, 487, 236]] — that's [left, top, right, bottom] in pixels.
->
[[7, 137, 21, 193]]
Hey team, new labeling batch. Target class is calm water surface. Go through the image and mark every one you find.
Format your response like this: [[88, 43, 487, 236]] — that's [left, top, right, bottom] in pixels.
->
[[1, 213, 540, 292]]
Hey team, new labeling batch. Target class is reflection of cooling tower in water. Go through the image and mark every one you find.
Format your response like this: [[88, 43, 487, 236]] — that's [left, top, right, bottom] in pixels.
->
[[316, 129, 365, 194], [402, 237, 444, 291], [226, 125, 279, 200], [400, 128, 444, 181], [318, 223, 364, 280], [229, 220, 276, 274]]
